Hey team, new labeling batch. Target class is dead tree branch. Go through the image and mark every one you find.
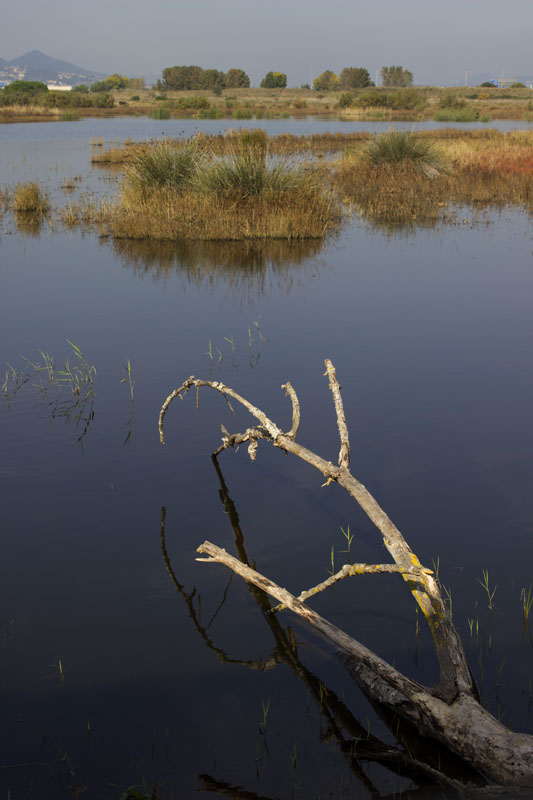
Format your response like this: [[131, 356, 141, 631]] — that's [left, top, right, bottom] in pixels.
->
[[160, 362, 533, 789]]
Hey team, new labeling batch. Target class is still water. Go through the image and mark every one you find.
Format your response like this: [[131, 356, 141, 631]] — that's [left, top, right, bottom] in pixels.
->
[[1, 118, 533, 798]]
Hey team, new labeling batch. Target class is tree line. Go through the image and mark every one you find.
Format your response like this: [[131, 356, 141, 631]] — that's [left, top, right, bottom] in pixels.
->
[[158, 65, 413, 91]]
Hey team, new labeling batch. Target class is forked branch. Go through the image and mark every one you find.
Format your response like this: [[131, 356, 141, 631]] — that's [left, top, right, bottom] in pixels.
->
[[160, 361, 533, 789]]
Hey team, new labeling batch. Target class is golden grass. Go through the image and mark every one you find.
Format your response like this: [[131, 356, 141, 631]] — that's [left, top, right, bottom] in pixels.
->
[[335, 131, 533, 226], [13, 182, 49, 213], [110, 184, 340, 241]]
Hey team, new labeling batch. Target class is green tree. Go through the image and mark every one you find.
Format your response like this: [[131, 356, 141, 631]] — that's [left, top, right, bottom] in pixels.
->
[[339, 67, 373, 89], [103, 73, 130, 89], [313, 70, 339, 91], [161, 65, 204, 90], [381, 65, 413, 87], [260, 71, 287, 88], [200, 69, 226, 91], [1, 81, 48, 105], [225, 68, 250, 88]]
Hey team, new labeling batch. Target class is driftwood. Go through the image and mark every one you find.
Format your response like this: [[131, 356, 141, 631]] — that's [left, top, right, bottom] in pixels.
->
[[159, 361, 533, 792]]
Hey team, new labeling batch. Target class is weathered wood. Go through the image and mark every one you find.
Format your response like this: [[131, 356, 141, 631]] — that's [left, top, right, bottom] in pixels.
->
[[197, 541, 533, 789], [160, 362, 533, 789]]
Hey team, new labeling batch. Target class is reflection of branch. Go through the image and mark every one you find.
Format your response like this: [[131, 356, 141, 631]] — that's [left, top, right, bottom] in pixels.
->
[[159, 363, 533, 791], [159, 508, 279, 672]]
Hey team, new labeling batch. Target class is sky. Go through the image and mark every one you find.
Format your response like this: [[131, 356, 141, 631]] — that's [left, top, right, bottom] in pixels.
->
[[2, 0, 532, 86]]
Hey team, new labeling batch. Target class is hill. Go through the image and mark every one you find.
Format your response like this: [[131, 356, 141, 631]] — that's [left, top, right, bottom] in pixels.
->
[[0, 50, 105, 85]]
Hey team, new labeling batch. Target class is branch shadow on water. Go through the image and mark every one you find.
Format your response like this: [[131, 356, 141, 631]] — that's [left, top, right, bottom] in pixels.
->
[[160, 456, 486, 799]]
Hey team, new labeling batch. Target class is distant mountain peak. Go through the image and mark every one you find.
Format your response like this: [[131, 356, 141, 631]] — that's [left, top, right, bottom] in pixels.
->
[[0, 50, 105, 85]]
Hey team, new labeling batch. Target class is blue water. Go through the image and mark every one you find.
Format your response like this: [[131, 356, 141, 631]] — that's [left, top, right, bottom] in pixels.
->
[[1, 119, 533, 798]]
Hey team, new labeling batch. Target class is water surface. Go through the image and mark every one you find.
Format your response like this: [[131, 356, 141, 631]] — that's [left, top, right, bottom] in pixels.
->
[[1, 120, 533, 799]]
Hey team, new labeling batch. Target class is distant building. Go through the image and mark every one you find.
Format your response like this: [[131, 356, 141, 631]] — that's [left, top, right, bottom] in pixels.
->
[[46, 83, 72, 91]]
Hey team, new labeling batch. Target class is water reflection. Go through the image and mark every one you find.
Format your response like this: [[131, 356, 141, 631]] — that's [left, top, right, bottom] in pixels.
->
[[14, 210, 48, 236], [108, 237, 325, 299], [160, 457, 485, 799]]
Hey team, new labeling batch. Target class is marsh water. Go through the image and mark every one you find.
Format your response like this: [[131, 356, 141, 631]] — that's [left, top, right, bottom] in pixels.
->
[[1, 117, 533, 799]]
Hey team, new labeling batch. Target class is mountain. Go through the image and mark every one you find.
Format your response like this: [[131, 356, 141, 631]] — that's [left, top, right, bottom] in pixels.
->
[[0, 50, 105, 85]]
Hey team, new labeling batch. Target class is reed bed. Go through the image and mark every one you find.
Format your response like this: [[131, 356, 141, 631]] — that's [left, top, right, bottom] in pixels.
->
[[335, 130, 533, 226]]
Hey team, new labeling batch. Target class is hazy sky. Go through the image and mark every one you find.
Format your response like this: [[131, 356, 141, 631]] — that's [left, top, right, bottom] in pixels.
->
[[2, 0, 532, 86]]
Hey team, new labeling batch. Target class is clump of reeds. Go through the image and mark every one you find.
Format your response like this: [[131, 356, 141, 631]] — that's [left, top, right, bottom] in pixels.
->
[[111, 142, 338, 241], [124, 140, 201, 197], [362, 130, 447, 176], [12, 182, 50, 213]]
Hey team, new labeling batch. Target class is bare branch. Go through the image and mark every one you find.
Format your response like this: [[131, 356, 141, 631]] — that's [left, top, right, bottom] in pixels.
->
[[324, 359, 350, 468], [281, 381, 300, 439], [272, 562, 434, 612]]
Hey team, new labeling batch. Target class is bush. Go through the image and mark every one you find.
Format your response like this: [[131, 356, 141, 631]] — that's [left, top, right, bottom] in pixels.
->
[[439, 91, 466, 109], [13, 182, 49, 212], [130, 95, 140, 102], [362, 130, 446, 174], [0, 80, 48, 105], [338, 92, 355, 108]]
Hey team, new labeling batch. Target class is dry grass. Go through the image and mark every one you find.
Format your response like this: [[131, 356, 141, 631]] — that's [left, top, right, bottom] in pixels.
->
[[13, 182, 50, 213], [335, 130, 533, 226], [111, 184, 339, 240]]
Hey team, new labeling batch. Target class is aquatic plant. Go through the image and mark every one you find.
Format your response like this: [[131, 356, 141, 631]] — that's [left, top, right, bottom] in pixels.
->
[[12, 181, 50, 213], [362, 130, 447, 175], [125, 140, 200, 196]]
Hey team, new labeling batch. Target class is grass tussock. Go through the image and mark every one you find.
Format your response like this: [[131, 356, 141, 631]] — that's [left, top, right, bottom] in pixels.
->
[[13, 182, 50, 213], [361, 130, 448, 176], [336, 130, 533, 227], [107, 136, 339, 241]]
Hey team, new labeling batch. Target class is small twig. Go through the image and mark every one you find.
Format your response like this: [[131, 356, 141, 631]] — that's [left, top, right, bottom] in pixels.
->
[[272, 562, 434, 612]]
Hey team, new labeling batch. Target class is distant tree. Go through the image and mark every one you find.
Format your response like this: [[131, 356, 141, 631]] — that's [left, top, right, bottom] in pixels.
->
[[339, 67, 373, 89], [200, 69, 226, 91], [260, 71, 287, 88], [381, 66, 413, 87], [300, 83, 311, 90], [129, 77, 145, 91], [313, 70, 339, 91], [103, 73, 130, 90], [510, 82, 526, 88], [225, 68, 250, 88], [1, 81, 48, 104], [162, 65, 204, 90], [71, 84, 89, 93], [479, 81, 494, 88]]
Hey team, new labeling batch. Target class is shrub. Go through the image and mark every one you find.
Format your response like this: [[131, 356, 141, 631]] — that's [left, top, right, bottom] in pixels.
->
[[439, 91, 466, 109], [1, 80, 48, 105], [13, 182, 49, 212], [130, 95, 140, 102], [338, 92, 355, 108], [362, 130, 446, 175], [353, 89, 390, 108]]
